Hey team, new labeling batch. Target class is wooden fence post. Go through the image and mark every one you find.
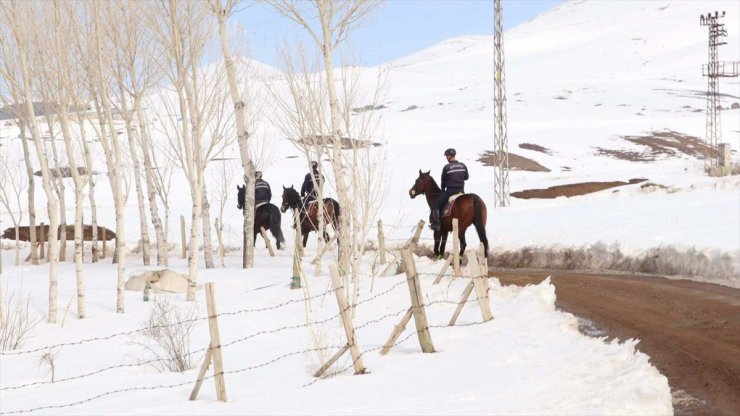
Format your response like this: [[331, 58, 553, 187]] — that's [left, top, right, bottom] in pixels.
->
[[39, 222, 45, 260], [259, 227, 276, 257], [180, 215, 187, 259], [377, 220, 386, 265], [328, 263, 365, 374], [433, 256, 454, 285], [406, 220, 424, 251], [380, 308, 412, 355], [293, 209, 303, 257], [291, 210, 303, 289], [448, 282, 474, 326], [400, 249, 435, 352], [190, 283, 227, 402], [467, 251, 492, 321], [452, 218, 460, 277]]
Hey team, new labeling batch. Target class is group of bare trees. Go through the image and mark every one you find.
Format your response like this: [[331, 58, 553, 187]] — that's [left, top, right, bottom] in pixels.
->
[[0, 0, 387, 325]]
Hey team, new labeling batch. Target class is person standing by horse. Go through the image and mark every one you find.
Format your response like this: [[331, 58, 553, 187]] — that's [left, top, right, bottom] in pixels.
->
[[300, 161, 324, 207], [254, 171, 272, 207], [431, 148, 469, 231]]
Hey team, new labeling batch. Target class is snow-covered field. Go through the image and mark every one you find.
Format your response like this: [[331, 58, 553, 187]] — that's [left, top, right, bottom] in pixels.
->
[[2, 0, 740, 414], [0, 250, 672, 415]]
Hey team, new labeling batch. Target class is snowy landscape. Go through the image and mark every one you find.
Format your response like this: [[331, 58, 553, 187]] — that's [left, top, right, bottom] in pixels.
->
[[1, 0, 739, 415]]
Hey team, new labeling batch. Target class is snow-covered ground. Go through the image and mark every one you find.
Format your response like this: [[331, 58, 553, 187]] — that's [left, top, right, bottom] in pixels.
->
[[0, 249, 672, 415], [3, 0, 740, 413]]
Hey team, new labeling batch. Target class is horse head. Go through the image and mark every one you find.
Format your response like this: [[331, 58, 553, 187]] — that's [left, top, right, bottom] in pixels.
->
[[409, 169, 432, 199], [281, 185, 299, 213], [236, 184, 245, 210]]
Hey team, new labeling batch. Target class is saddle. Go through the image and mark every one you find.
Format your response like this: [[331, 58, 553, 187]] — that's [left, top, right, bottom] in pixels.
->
[[305, 200, 319, 218], [442, 193, 463, 218], [255, 202, 268, 210]]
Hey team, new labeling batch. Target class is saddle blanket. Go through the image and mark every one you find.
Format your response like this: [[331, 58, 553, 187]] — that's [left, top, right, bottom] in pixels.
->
[[442, 193, 463, 218]]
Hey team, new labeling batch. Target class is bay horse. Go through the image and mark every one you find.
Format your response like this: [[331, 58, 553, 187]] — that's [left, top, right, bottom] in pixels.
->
[[280, 185, 340, 249], [408, 170, 489, 259], [237, 185, 286, 249]]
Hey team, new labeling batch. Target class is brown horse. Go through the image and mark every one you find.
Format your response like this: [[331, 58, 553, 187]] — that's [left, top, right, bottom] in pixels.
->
[[280, 185, 341, 249], [408, 170, 489, 259]]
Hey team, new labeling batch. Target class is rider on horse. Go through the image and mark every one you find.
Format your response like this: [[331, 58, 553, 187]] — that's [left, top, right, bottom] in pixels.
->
[[431, 148, 469, 231], [300, 161, 324, 207], [254, 171, 272, 206]]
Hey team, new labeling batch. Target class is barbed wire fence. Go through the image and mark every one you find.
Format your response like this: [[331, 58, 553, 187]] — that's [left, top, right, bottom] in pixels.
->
[[0, 218, 494, 415]]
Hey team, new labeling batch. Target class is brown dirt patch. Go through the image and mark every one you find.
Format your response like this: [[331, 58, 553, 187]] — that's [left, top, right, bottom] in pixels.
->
[[518, 143, 552, 154], [478, 150, 550, 172], [596, 130, 717, 161], [511, 178, 647, 199], [494, 270, 740, 416]]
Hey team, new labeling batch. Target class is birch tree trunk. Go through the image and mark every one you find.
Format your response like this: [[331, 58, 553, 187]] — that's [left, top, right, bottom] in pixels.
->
[[45, 120, 67, 263], [135, 98, 168, 266], [211, 0, 255, 269], [77, 111, 99, 263], [12, 11, 60, 323], [118, 82, 151, 266], [18, 123, 38, 265], [202, 189, 215, 269]]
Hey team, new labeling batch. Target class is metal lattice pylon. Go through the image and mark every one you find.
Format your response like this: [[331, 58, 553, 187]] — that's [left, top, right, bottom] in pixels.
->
[[700, 11, 739, 169], [493, 0, 510, 207]]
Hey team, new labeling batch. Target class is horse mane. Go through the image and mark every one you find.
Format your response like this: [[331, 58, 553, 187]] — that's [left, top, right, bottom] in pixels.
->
[[422, 173, 442, 193]]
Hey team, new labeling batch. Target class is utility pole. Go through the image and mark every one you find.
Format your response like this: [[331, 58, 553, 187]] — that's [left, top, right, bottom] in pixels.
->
[[493, 0, 510, 207], [700, 11, 739, 170]]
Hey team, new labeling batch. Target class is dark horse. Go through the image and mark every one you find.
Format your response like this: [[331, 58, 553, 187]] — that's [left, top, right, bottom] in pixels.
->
[[280, 185, 340, 249], [408, 170, 489, 259], [237, 185, 286, 249]]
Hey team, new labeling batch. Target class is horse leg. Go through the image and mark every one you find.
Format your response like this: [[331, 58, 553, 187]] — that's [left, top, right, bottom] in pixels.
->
[[458, 226, 467, 257], [302, 228, 310, 248], [440, 232, 449, 259]]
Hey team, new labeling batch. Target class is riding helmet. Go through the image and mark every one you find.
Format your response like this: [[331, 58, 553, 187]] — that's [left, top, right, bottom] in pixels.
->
[[255, 171, 263, 179], [311, 161, 318, 169], [444, 148, 456, 157]]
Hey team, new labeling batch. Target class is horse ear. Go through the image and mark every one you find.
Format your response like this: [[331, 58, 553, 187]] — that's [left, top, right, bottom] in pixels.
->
[[425, 170, 431, 175], [282, 185, 286, 190], [290, 185, 294, 189], [418, 169, 422, 175]]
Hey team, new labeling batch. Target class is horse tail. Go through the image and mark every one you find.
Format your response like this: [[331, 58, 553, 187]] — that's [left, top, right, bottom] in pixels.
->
[[269, 205, 285, 248], [473, 195, 489, 257]]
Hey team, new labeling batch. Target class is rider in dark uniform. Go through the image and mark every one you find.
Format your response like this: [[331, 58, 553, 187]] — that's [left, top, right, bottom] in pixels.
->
[[254, 171, 272, 205], [300, 161, 324, 206], [431, 148, 469, 231]]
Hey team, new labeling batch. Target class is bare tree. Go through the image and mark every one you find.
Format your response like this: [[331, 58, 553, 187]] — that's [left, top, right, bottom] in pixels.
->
[[150, 0, 234, 299], [0, 145, 27, 267], [78, 1, 129, 312], [0, 0, 61, 323], [266, 0, 383, 274], [208, 0, 258, 269]]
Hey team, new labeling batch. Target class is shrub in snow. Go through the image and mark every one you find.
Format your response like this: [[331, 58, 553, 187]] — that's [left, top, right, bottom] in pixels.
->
[[132, 296, 198, 372], [0, 290, 40, 351]]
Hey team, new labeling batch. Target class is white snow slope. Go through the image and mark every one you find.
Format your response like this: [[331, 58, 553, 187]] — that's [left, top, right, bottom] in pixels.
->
[[3, 0, 740, 414]]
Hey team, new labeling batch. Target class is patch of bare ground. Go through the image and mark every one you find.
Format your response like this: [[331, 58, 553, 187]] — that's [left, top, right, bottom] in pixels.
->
[[596, 130, 717, 161], [295, 135, 381, 149], [511, 178, 647, 199], [494, 270, 740, 416], [478, 150, 550, 172], [518, 143, 552, 154]]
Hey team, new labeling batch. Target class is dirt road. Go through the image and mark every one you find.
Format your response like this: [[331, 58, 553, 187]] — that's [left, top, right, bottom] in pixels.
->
[[493, 270, 740, 416]]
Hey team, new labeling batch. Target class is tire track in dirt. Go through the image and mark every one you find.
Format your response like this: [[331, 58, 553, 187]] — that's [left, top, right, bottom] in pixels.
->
[[493, 270, 740, 416]]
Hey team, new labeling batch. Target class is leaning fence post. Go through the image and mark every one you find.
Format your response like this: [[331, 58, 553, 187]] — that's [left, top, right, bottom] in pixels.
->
[[377, 220, 386, 265], [291, 211, 303, 289], [452, 218, 460, 277], [328, 263, 366, 374], [406, 220, 425, 251], [190, 282, 227, 401], [467, 251, 492, 322], [400, 248, 435, 352], [259, 227, 276, 257]]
